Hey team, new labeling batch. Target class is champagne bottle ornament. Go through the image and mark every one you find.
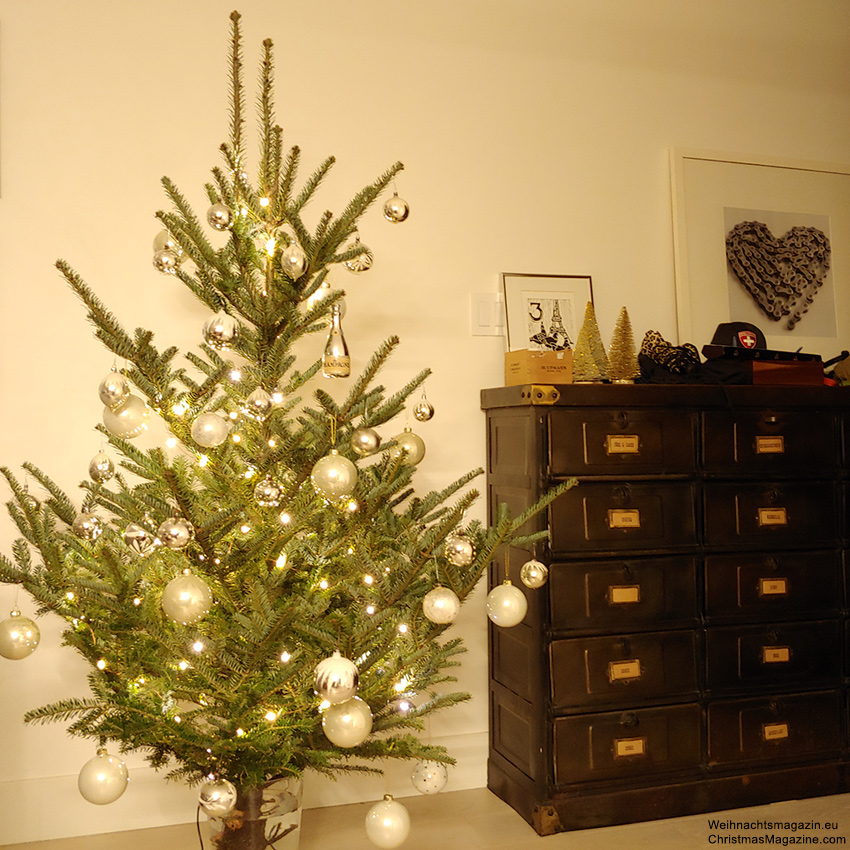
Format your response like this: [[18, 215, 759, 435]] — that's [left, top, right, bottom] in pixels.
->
[[207, 201, 232, 231], [72, 513, 103, 542], [321, 696, 373, 747], [78, 749, 129, 805], [157, 516, 195, 550], [322, 304, 351, 378], [102, 395, 150, 439], [486, 580, 527, 628], [198, 776, 238, 816], [411, 760, 448, 794], [202, 311, 239, 349], [88, 451, 115, 483], [314, 651, 360, 704], [365, 795, 410, 849], [520, 558, 549, 589], [191, 412, 231, 448], [389, 427, 426, 465], [311, 449, 358, 500], [343, 233, 373, 273], [0, 609, 40, 659], [383, 192, 410, 223], [161, 570, 213, 625]]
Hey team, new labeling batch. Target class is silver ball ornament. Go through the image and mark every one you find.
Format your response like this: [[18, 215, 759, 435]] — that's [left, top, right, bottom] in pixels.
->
[[520, 559, 549, 589], [389, 427, 426, 465], [198, 777, 238, 816], [411, 760, 448, 795], [311, 449, 358, 499], [78, 749, 129, 805], [314, 651, 360, 704], [0, 610, 41, 660], [102, 395, 150, 439], [365, 795, 410, 849], [422, 586, 461, 625], [350, 426, 381, 456], [444, 532, 475, 567], [413, 398, 434, 422], [322, 696, 373, 748], [153, 229, 186, 263], [98, 372, 130, 409], [281, 241, 308, 278], [191, 413, 231, 448], [383, 192, 410, 224], [157, 517, 195, 550], [207, 202, 232, 231], [123, 522, 157, 557], [253, 478, 283, 508], [244, 387, 274, 421], [343, 235, 373, 273], [73, 513, 103, 542], [202, 312, 239, 350], [486, 581, 528, 628], [161, 572, 213, 625], [88, 451, 115, 483], [153, 249, 179, 274]]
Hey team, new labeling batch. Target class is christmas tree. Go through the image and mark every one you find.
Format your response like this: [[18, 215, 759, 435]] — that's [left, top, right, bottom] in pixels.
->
[[607, 306, 640, 383], [0, 13, 566, 848], [571, 301, 609, 382]]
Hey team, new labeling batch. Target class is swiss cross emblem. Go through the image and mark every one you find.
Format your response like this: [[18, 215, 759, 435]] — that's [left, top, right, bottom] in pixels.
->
[[738, 330, 757, 349]]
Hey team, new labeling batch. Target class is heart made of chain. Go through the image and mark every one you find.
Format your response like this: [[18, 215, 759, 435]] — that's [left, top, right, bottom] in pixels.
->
[[726, 220, 831, 330]]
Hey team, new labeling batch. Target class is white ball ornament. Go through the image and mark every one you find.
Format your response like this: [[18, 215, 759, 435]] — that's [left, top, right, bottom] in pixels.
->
[[321, 696, 372, 748], [0, 610, 41, 660], [98, 371, 130, 409], [422, 586, 460, 625], [161, 572, 213, 625], [389, 428, 425, 465], [198, 776, 238, 816], [365, 795, 410, 849], [520, 559, 549, 589], [102, 395, 150, 439], [444, 532, 475, 567], [350, 426, 381, 456], [202, 312, 239, 350], [191, 413, 231, 448], [311, 449, 358, 500], [73, 513, 104, 542], [486, 581, 528, 628], [88, 451, 115, 483], [411, 760, 448, 795], [157, 517, 195, 550], [77, 749, 129, 805], [314, 651, 360, 704]]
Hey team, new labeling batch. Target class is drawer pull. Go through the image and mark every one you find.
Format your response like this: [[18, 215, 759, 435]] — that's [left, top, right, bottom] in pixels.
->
[[762, 722, 789, 741], [614, 736, 647, 758], [758, 577, 788, 596], [608, 659, 641, 682], [762, 645, 790, 664], [756, 435, 785, 454], [606, 434, 640, 455], [757, 507, 787, 526], [609, 584, 641, 605], [608, 509, 641, 529]]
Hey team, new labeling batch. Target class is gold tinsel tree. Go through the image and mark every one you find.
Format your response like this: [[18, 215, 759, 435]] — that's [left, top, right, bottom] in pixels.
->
[[608, 306, 640, 383], [572, 301, 609, 382]]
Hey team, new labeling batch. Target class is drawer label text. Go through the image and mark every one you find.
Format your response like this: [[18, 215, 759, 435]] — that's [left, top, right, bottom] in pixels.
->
[[762, 645, 791, 664], [755, 435, 785, 454], [608, 659, 641, 682], [757, 507, 787, 526], [758, 577, 788, 596], [614, 736, 646, 757], [606, 434, 640, 455], [608, 509, 641, 529], [762, 722, 789, 741], [609, 585, 641, 605]]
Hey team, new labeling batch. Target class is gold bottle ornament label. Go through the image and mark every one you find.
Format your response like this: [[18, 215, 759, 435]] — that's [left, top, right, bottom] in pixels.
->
[[322, 355, 351, 377]]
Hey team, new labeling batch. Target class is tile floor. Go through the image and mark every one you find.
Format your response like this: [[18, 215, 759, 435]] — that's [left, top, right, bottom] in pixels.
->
[[3, 788, 850, 850]]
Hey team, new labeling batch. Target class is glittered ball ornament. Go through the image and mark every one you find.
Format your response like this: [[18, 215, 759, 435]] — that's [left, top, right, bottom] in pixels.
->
[[72, 513, 103, 542], [365, 795, 410, 849], [422, 586, 461, 625], [383, 192, 410, 224], [207, 202, 232, 231], [0, 610, 41, 660], [253, 478, 283, 507], [152, 249, 179, 275], [78, 749, 129, 805], [191, 413, 231, 448], [88, 451, 115, 483], [157, 517, 195, 550], [98, 371, 130, 409], [123, 522, 157, 557], [321, 696, 373, 748], [311, 450, 358, 500], [343, 235, 373, 273], [198, 777, 238, 817], [486, 581, 528, 628], [520, 559, 549, 589], [314, 651, 359, 704], [202, 312, 239, 350], [444, 532, 475, 567], [350, 426, 381, 457], [102, 395, 150, 439], [161, 572, 213, 625], [411, 760, 448, 795], [389, 428, 425, 465]]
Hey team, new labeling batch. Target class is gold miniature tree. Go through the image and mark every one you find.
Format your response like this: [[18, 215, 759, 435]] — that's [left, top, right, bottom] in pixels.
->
[[607, 307, 640, 383], [572, 301, 609, 382]]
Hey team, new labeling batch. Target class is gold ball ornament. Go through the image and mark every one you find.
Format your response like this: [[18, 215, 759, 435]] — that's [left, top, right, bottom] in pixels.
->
[[153, 229, 186, 263], [311, 449, 358, 500], [520, 559, 549, 589], [314, 651, 360, 704], [102, 395, 150, 439], [383, 192, 410, 224], [413, 397, 434, 422], [78, 749, 129, 805], [72, 512, 104, 542], [244, 387, 274, 421], [88, 451, 115, 483], [486, 580, 527, 628], [161, 571, 213, 625], [365, 795, 410, 849], [389, 427, 425, 465], [157, 516, 195, 550], [152, 249, 179, 275], [207, 202, 232, 231], [0, 609, 40, 660], [202, 312, 239, 350], [322, 696, 373, 748], [198, 777, 238, 816], [98, 371, 130, 409], [350, 426, 381, 456]]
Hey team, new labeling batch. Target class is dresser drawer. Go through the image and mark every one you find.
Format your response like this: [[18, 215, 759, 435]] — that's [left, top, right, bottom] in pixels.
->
[[704, 551, 842, 622], [702, 409, 838, 476], [550, 482, 697, 553], [550, 631, 698, 709], [553, 703, 701, 784], [705, 620, 842, 694], [707, 691, 842, 766], [702, 481, 839, 548], [549, 556, 698, 634], [549, 408, 696, 476]]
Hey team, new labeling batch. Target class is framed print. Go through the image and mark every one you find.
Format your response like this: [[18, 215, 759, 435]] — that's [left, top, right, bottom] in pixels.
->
[[670, 148, 850, 358], [502, 273, 593, 352]]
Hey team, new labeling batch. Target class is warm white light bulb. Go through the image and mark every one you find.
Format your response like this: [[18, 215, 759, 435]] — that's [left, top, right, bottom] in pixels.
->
[[179, 660, 190, 671], [398, 623, 409, 634], [166, 437, 178, 448], [319, 579, 329, 590], [276, 554, 287, 569], [363, 575, 374, 586], [280, 650, 291, 663], [264, 710, 277, 722], [230, 369, 242, 382], [199, 455, 209, 467], [192, 640, 205, 654], [241, 524, 251, 534], [279, 512, 291, 525], [96, 659, 107, 670], [366, 605, 376, 615]]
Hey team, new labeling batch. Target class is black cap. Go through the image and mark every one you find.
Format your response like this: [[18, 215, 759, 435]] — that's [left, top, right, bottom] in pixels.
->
[[710, 322, 766, 350]]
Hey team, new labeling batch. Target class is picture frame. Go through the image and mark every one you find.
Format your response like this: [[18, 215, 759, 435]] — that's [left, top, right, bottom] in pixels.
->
[[501, 273, 593, 353], [670, 148, 850, 358]]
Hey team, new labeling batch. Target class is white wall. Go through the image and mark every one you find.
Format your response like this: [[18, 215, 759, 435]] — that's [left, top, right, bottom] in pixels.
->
[[0, 0, 848, 843]]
